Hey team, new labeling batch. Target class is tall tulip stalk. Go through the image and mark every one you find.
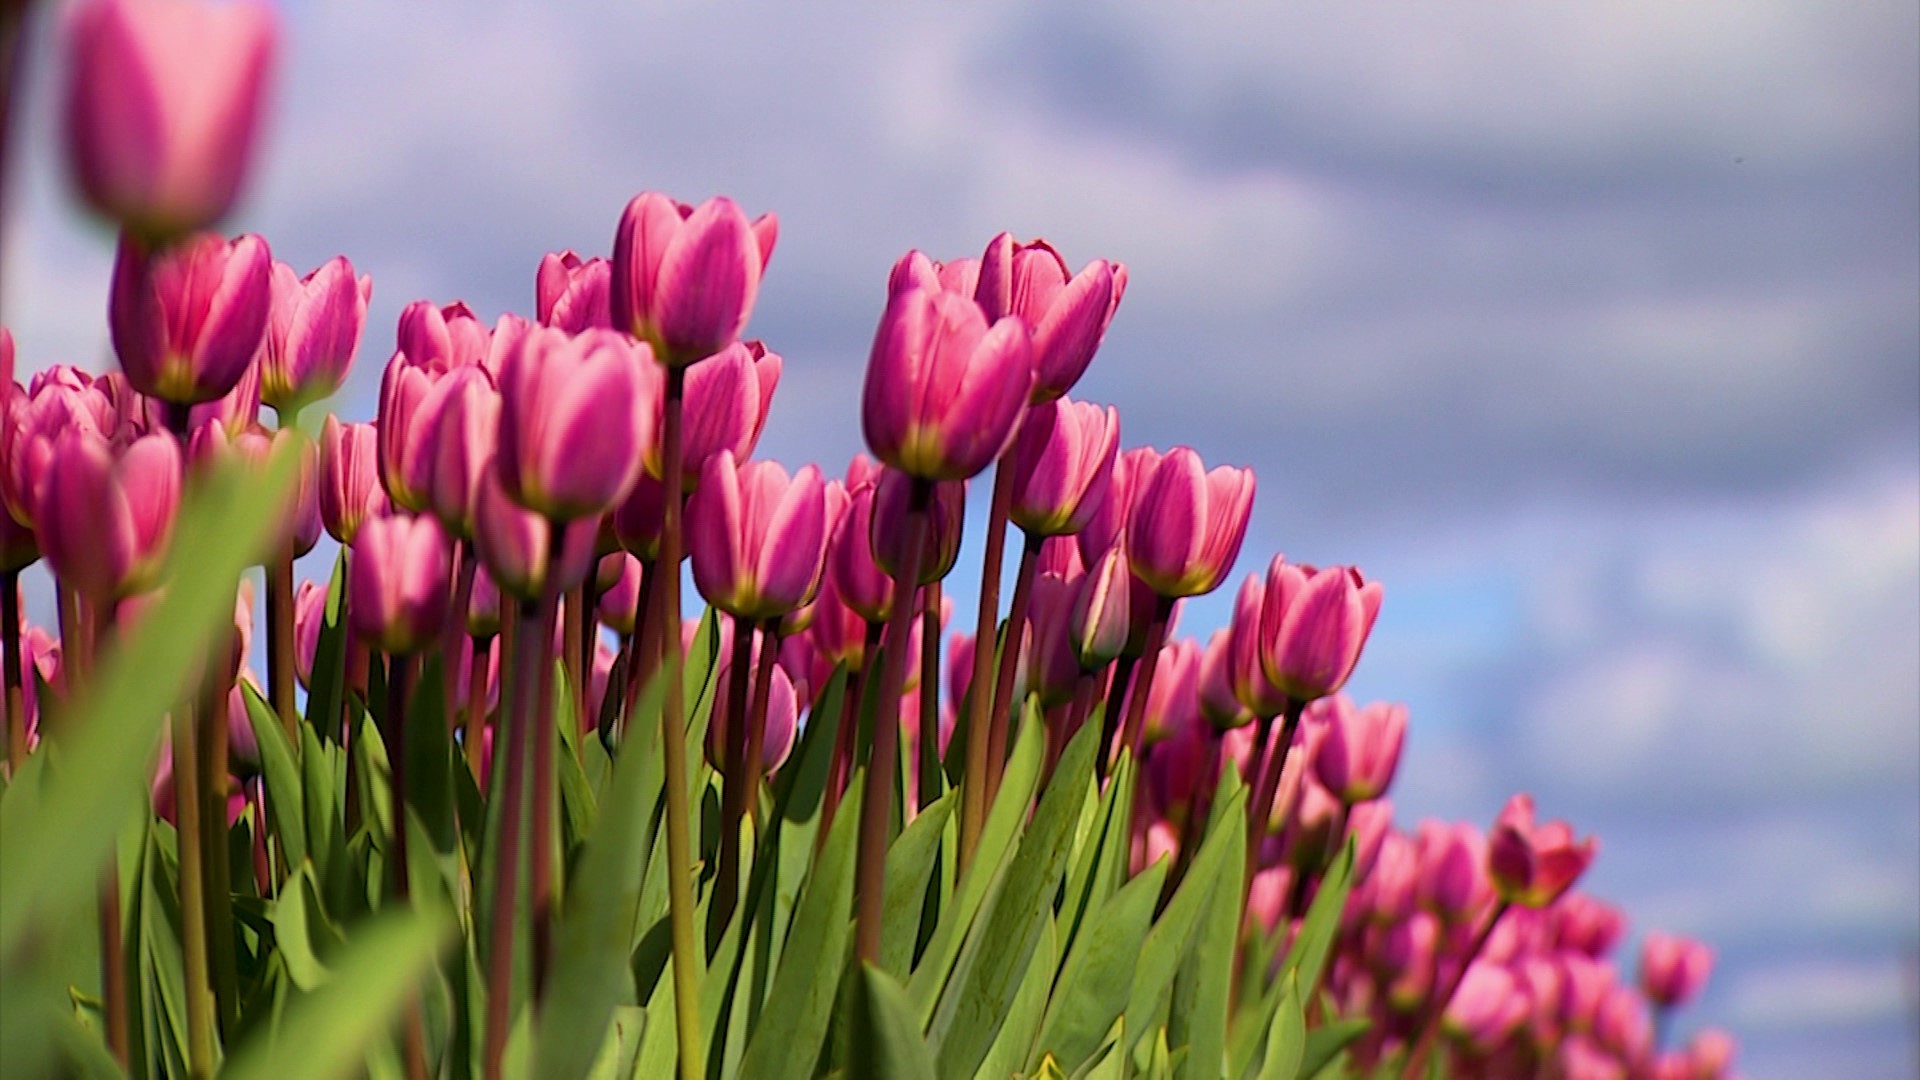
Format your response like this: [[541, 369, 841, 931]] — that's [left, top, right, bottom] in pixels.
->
[[0, 5, 1744, 1079]]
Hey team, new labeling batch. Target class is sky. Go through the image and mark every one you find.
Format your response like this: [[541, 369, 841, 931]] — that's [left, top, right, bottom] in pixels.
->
[[6, 3, 1918, 1076]]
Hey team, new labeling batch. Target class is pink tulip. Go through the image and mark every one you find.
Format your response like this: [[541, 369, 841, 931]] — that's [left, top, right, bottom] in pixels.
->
[[861, 284, 1033, 481], [1226, 575, 1289, 718], [888, 249, 982, 300], [472, 469, 599, 601], [63, 0, 276, 238], [1549, 893, 1627, 958], [535, 251, 613, 332], [293, 577, 326, 690], [1136, 636, 1200, 746], [611, 192, 775, 366], [1019, 568, 1088, 709], [1076, 445, 1157, 564], [595, 553, 644, 634], [109, 230, 271, 406], [705, 642, 799, 777], [1123, 447, 1255, 600], [827, 482, 892, 624], [348, 512, 451, 655], [1143, 716, 1212, 826], [1196, 628, 1252, 731], [646, 339, 780, 487], [406, 364, 500, 538], [35, 429, 181, 602], [2, 368, 117, 529], [467, 564, 503, 638], [1313, 696, 1407, 803], [1069, 545, 1134, 670], [1638, 932, 1714, 1008], [870, 468, 964, 586], [1444, 962, 1531, 1051], [1008, 397, 1119, 538], [975, 234, 1126, 401], [495, 326, 651, 521], [1488, 794, 1597, 908], [1416, 820, 1492, 924], [687, 451, 828, 621], [1256, 557, 1384, 703], [1595, 983, 1654, 1064], [258, 256, 371, 412], [319, 415, 384, 545]]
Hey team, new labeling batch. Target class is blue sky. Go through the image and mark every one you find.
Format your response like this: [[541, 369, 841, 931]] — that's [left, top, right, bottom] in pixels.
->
[[7, 3, 1918, 1076]]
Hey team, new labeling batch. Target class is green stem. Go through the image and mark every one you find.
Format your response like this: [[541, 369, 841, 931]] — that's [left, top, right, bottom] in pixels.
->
[[530, 584, 561, 1003], [266, 541, 298, 742], [658, 367, 705, 1078], [1116, 596, 1174, 759], [483, 597, 540, 1080], [917, 583, 941, 812], [713, 615, 756, 945], [741, 621, 779, 828], [1245, 699, 1306, 896], [174, 699, 216, 1079], [958, 452, 1015, 874], [983, 533, 1041, 806], [1096, 654, 1135, 781]]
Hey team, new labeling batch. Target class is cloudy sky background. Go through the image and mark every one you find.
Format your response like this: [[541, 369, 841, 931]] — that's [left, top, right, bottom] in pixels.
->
[[7, 3, 1917, 1076]]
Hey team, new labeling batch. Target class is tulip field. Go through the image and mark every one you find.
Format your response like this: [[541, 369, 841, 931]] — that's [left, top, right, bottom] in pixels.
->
[[0, 1, 1738, 1078]]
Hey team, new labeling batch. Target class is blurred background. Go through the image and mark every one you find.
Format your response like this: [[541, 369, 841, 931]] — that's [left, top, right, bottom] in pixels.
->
[[6, 3, 1916, 1076]]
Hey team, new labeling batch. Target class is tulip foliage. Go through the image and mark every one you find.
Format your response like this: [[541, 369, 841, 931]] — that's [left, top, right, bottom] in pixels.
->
[[0, 2, 1736, 1079]]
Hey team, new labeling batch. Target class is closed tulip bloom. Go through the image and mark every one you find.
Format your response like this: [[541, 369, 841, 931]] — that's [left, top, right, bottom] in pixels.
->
[[183, 353, 261, 435], [1595, 984, 1654, 1063], [1008, 397, 1119, 538], [1639, 932, 1714, 1008], [705, 643, 799, 777], [611, 192, 776, 366], [1314, 696, 1407, 803], [1137, 636, 1200, 746], [36, 429, 181, 602], [377, 302, 490, 510], [594, 553, 643, 634], [610, 469, 668, 562], [648, 339, 780, 487], [888, 249, 982, 301], [1550, 893, 1627, 958], [349, 512, 451, 654], [1417, 820, 1491, 924], [496, 326, 651, 520], [467, 564, 503, 638], [259, 256, 371, 412], [1444, 963, 1531, 1051], [396, 299, 491, 374], [63, 0, 276, 238], [1124, 447, 1255, 599], [975, 234, 1127, 401], [862, 285, 1033, 481], [1489, 794, 1597, 908], [1197, 629, 1251, 730], [406, 364, 499, 538], [1377, 913, 1440, 1011], [1069, 545, 1134, 670], [1077, 445, 1158, 565], [292, 577, 325, 690], [1019, 569, 1086, 709], [1226, 574, 1289, 717], [535, 251, 612, 332], [827, 483, 892, 624], [1257, 557, 1384, 703], [320, 415, 383, 545], [687, 451, 828, 620], [1347, 798, 1395, 882], [3, 368, 117, 528], [870, 469, 964, 585], [190, 422, 318, 556], [109, 230, 271, 405], [472, 469, 599, 601]]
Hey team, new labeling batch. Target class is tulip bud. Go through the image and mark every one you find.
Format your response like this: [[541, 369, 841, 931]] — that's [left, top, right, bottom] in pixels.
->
[[3, 368, 116, 529], [1197, 629, 1252, 730], [975, 234, 1126, 401], [472, 469, 599, 601], [1136, 636, 1200, 746], [1124, 446, 1254, 599], [63, 0, 276, 239], [35, 429, 181, 602], [687, 451, 828, 620], [1638, 932, 1713, 1008], [705, 642, 799, 778], [1550, 892, 1627, 958], [888, 249, 981, 300], [319, 415, 383, 545], [348, 512, 451, 655], [407, 365, 500, 538], [1008, 397, 1119, 538], [595, 553, 644, 635], [1417, 820, 1491, 924], [650, 339, 780, 487], [1077, 445, 1157, 565], [467, 564, 503, 638], [1257, 557, 1384, 703], [870, 469, 964, 586], [862, 285, 1033, 481], [1488, 794, 1597, 908], [1443, 963, 1530, 1051], [1314, 696, 1407, 803], [827, 483, 891, 624], [535, 251, 612, 332], [496, 327, 652, 521], [611, 192, 776, 366], [1019, 569, 1086, 709], [109, 230, 272, 406], [259, 256, 371, 413], [293, 577, 325, 690], [610, 469, 669, 562], [1069, 545, 1134, 671], [1227, 574, 1289, 718]]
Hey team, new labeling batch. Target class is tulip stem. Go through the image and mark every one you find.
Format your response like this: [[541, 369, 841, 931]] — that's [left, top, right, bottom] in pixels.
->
[[3, 569, 24, 772], [562, 581, 586, 751], [384, 655, 430, 1080], [445, 544, 477, 752], [742, 621, 778, 828], [822, 621, 880, 843], [917, 584, 941, 812], [983, 533, 1042, 807], [483, 593, 538, 1080], [530, 585, 561, 1003], [266, 541, 298, 742], [958, 451, 1016, 874], [198, 647, 240, 1040], [1400, 900, 1510, 1080], [712, 615, 756, 945], [855, 479, 930, 963], [1097, 654, 1137, 780], [465, 634, 493, 781], [173, 698, 217, 1080], [1116, 596, 1174, 759], [91, 600, 130, 1067], [618, 557, 658, 743], [1165, 733, 1225, 906], [657, 365, 705, 1079], [1245, 698, 1305, 888]]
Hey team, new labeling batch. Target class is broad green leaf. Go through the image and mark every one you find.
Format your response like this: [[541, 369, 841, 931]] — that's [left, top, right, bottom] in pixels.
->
[[972, 913, 1056, 1080], [0, 453, 297, 955], [299, 721, 341, 888], [1031, 859, 1168, 1074], [139, 826, 190, 1078], [929, 718, 1097, 1080], [1277, 838, 1356, 1004], [1255, 972, 1304, 1080], [1298, 1017, 1369, 1080], [1057, 750, 1136, 961], [848, 963, 938, 1080], [583, 1005, 647, 1080], [223, 910, 446, 1080], [303, 551, 349, 743], [733, 781, 862, 1080], [880, 791, 955, 977], [243, 680, 309, 871], [1168, 771, 1246, 1080], [273, 864, 346, 991], [1122, 786, 1247, 1049]]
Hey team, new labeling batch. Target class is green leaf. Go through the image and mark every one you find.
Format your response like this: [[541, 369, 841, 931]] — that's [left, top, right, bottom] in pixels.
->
[[848, 963, 938, 1080], [1298, 1017, 1370, 1080], [221, 910, 446, 1080], [303, 551, 350, 742], [243, 679, 309, 871], [1122, 786, 1246, 1051], [0, 453, 297, 956], [733, 780, 862, 1080], [880, 791, 955, 977], [1255, 972, 1305, 1080], [972, 913, 1056, 1080], [273, 864, 346, 991], [1031, 859, 1168, 1074], [928, 717, 1098, 1080], [1168, 772, 1247, 1079], [1277, 838, 1355, 1004], [1057, 750, 1136, 961]]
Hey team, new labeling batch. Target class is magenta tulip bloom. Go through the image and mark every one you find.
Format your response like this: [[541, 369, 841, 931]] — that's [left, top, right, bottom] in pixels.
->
[[1257, 557, 1384, 703], [1443, 962, 1531, 1051], [1124, 446, 1254, 599], [258, 256, 371, 412], [888, 249, 982, 301], [827, 482, 891, 624], [1488, 794, 1597, 908], [1137, 636, 1201, 746], [975, 234, 1126, 401], [1639, 932, 1714, 1007], [862, 285, 1033, 482], [687, 451, 828, 620], [319, 415, 384, 545], [3, 367, 117, 529], [1314, 696, 1407, 803], [535, 251, 613, 332], [1008, 397, 1119, 538], [648, 339, 780, 487], [611, 192, 776, 366], [1225, 575, 1289, 718], [472, 469, 599, 601], [396, 299, 492, 374], [349, 512, 452, 655], [63, 0, 276, 238], [35, 429, 181, 602], [109, 230, 271, 405], [1549, 893, 1627, 958], [1076, 445, 1158, 565], [1019, 568, 1086, 709], [610, 469, 668, 562], [1417, 820, 1491, 924], [495, 326, 651, 521], [870, 469, 965, 586], [705, 644, 799, 777], [1069, 545, 1134, 670], [406, 365, 500, 538], [1197, 629, 1251, 730]]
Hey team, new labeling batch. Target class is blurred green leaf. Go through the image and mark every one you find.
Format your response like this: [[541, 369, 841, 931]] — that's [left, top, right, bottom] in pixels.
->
[[274, 864, 345, 991], [243, 679, 309, 871], [1278, 838, 1355, 1004], [304, 551, 349, 743], [1255, 972, 1304, 1080], [1298, 1017, 1370, 1080]]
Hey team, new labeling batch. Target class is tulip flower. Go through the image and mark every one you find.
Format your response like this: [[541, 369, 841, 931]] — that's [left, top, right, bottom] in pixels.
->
[[63, 0, 276, 239], [258, 256, 371, 413], [1638, 932, 1714, 1008], [1488, 794, 1597, 908], [1008, 397, 1119, 538], [1069, 545, 1134, 671], [472, 469, 599, 600], [861, 284, 1033, 481], [610, 469, 669, 563], [611, 192, 776, 366], [1417, 820, 1491, 924], [348, 512, 452, 655], [292, 578, 326, 690], [535, 251, 612, 332], [687, 451, 828, 620], [1549, 893, 1627, 958], [827, 482, 892, 625], [1226, 574, 1289, 718], [1124, 447, 1254, 599], [646, 339, 779, 486], [1136, 636, 1200, 746], [1197, 629, 1251, 730], [34, 429, 181, 602], [1314, 697, 1407, 803], [406, 365, 500, 538], [870, 469, 964, 586], [2, 369, 117, 529], [495, 326, 651, 521], [397, 299, 492, 373], [705, 648, 799, 778], [319, 415, 384, 545], [1257, 557, 1384, 703], [1076, 445, 1157, 565], [1443, 962, 1530, 1051], [108, 230, 272, 406], [975, 233, 1126, 401], [595, 553, 644, 634], [1019, 569, 1087, 709], [888, 249, 982, 300]]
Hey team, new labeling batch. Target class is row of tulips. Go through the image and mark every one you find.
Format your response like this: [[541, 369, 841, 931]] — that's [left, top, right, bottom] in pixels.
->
[[0, 0, 1738, 1078]]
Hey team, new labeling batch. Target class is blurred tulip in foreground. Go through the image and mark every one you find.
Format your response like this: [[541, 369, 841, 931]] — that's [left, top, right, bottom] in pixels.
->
[[1489, 794, 1598, 908], [109, 230, 271, 406]]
